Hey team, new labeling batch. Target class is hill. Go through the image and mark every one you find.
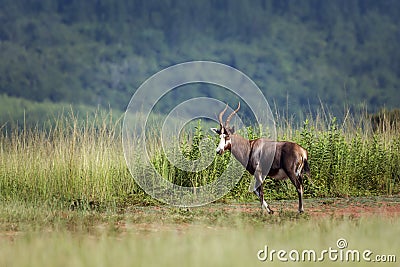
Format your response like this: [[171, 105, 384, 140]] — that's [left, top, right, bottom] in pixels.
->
[[1, 0, 400, 122]]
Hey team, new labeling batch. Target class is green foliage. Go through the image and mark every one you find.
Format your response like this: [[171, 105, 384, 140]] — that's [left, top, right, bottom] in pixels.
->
[[1, 1, 400, 116], [295, 115, 400, 198], [221, 113, 400, 200], [151, 120, 232, 189], [0, 94, 123, 132], [1, 111, 399, 210]]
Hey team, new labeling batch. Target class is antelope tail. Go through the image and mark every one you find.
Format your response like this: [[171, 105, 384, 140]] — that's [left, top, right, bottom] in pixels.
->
[[303, 158, 310, 176], [302, 157, 313, 185]]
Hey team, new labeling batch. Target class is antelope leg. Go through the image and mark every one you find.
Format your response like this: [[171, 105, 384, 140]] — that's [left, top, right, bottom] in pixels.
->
[[254, 185, 274, 214]]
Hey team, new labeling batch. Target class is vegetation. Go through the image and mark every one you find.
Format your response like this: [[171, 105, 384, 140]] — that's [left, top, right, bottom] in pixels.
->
[[0, 94, 123, 132], [1, 111, 399, 211], [370, 108, 400, 132], [2, 2, 400, 265], [1, 0, 400, 122], [0, 201, 399, 267]]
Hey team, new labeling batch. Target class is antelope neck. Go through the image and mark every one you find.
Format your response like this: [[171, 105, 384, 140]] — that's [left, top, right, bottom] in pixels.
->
[[230, 134, 252, 169]]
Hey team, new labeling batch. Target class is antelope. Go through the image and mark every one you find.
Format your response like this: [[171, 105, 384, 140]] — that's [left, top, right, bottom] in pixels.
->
[[211, 103, 310, 214]]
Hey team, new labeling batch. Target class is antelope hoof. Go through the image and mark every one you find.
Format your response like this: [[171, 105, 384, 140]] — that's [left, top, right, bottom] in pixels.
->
[[298, 209, 304, 214], [267, 208, 274, 215]]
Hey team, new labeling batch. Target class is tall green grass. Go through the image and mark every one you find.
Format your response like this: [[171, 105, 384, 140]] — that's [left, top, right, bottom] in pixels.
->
[[0, 110, 140, 210], [0, 109, 399, 210]]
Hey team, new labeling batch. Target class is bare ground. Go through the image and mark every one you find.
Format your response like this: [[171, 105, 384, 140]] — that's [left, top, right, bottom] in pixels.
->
[[125, 195, 400, 221], [211, 196, 400, 218], [2, 196, 400, 240]]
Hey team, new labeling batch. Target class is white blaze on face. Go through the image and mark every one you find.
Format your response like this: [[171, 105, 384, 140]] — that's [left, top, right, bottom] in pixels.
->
[[216, 134, 230, 154]]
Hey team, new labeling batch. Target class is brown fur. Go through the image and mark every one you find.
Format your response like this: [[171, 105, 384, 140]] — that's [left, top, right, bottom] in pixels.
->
[[228, 134, 310, 213], [213, 103, 310, 214]]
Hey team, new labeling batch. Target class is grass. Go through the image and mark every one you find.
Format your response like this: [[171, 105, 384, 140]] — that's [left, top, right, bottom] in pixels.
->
[[1, 109, 400, 210], [0, 202, 398, 267], [0, 110, 138, 210], [0, 108, 399, 266]]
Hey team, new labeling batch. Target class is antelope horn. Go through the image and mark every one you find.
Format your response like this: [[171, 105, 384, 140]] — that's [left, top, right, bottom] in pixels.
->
[[225, 102, 240, 128], [218, 104, 228, 126]]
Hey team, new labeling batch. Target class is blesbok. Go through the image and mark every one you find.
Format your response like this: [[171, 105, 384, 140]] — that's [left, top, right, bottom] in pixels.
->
[[211, 103, 310, 214]]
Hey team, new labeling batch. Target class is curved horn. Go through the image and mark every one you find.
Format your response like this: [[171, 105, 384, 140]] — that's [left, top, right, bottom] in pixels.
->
[[218, 104, 228, 126], [225, 102, 240, 128]]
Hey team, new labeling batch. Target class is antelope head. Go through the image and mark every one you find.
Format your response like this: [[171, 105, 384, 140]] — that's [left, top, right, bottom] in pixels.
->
[[211, 102, 240, 155]]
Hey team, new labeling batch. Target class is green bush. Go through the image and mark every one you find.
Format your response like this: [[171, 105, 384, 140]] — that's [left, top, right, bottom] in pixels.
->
[[1, 110, 399, 210]]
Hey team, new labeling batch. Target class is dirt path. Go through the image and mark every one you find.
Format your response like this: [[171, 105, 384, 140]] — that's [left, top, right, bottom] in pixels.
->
[[303, 196, 400, 218], [215, 196, 400, 218]]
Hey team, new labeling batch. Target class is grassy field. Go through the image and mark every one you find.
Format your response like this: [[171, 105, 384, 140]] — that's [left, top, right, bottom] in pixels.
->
[[0, 111, 399, 266], [1, 110, 399, 208], [0, 200, 399, 267]]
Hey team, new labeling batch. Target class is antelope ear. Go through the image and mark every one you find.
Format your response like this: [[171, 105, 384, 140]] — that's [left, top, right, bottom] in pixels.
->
[[230, 126, 235, 134], [210, 128, 221, 135]]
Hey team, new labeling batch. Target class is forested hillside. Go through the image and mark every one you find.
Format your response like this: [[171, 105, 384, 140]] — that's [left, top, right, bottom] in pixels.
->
[[1, 0, 400, 122]]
